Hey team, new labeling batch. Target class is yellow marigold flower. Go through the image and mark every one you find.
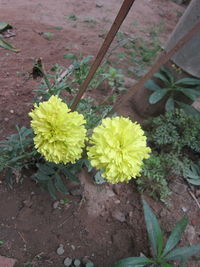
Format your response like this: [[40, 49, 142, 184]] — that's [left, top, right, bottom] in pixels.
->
[[87, 116, 151, 184], [29, 95, 86, 164]]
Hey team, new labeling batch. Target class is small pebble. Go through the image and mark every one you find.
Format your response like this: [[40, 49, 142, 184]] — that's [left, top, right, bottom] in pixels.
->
[[181, 207, 187, 212], [86, 261, 94, 267], [53, 201, 60, 209], [74, 259, 81, 266], [96, 2, 103, 7], [64, 257, 72, 267], [56, 244, 65, 255]]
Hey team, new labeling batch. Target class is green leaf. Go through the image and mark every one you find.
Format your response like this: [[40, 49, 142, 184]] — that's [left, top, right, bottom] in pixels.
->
[[154, 72, 170, 84], [111, 256, 153, 267], [149, 89, 168, 104], [94, 170, 106, 184], [35, 171, 50, 181], [47, 180, 57, 199], [187, 179, 200, 186], [145, 79, 161, 91], [61, 168, 80, 183], [175, 101, 200, 119], [0, 22, 12, 31], [142, 199, 164, 257], [63, 53, 77, 60], [177, 88, 200, 101], [165, 97, 175, 112], [160, 67, 174, 83], [175, 78, 200, 86], [162, 216, 188, 256], [0, 36, 19, 52], [165, 245, 200, 261], [36, 163, 55, 175], [54, 173, 69, 194]]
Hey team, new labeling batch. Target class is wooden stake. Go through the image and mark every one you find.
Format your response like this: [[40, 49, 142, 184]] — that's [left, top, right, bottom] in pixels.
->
[[71, 0, 136, 111], [112, 20, 200, 112]]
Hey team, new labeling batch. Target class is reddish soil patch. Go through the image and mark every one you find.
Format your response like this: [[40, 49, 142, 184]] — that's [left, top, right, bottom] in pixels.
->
[[1, 1, 200, 267]]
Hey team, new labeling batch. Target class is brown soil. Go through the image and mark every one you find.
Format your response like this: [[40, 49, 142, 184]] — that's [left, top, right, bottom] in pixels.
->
[[1, 0, 200, 267]]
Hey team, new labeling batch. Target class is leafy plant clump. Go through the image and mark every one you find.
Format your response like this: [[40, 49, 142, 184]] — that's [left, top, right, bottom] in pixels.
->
[[33, 54, 125, 103], [112, 199, 200, 267], [146, 109, 200, 154], [138, 109, 200, 200], [136, 154, 171, 202], [145, 66, 200, 112], [0, 53, 151, 198]]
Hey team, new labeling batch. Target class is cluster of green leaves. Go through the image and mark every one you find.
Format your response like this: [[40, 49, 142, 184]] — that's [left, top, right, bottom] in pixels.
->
[[145, 66, 200, 112], [0, 123, 93, 197], [146, 109, 200, 153], [76, 97, 112, 130], [114, 30, 161, 77], [33, 162, 79, 198], [33, 54, 125, 103], [33, 159, 93, 198], [112, 200, 200, 267], [140, 109, 200, 197], [0, 126, 37, 187], [136, 155, 171, 202], [1, 53, 124, 197]]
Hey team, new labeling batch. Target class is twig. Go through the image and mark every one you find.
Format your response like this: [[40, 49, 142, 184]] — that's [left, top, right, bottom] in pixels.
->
[[57, 215, 73, 228], [188, 189, 200, 210], [56, 64, 74, 83], [71, 0, 136, 110], [18, 231, 27, 244]]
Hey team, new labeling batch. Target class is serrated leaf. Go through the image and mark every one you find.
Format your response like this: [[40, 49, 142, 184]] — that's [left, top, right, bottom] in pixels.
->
[[165, 97, 174, 112], [149, 89, 168, 104], [142, 199, 164, 257], [162, 216, 188, 256], [47, 179, 57, 199], [54, 173, 69, 194], [111, 256, 153, 267], [145, 79, 161, 91], [175, 78, 200, 86], [165, 245, 200, 261]]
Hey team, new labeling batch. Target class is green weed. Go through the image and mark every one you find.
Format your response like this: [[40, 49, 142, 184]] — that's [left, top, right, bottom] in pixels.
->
[[112, 200, 200, 267]]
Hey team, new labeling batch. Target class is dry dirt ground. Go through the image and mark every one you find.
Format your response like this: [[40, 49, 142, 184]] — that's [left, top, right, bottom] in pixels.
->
[[1, 0, 200, 267]]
